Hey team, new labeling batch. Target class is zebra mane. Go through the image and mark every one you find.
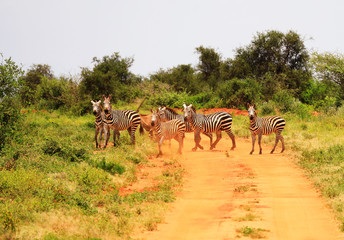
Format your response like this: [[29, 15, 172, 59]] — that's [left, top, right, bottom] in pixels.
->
[[164, 106, 180, 115]]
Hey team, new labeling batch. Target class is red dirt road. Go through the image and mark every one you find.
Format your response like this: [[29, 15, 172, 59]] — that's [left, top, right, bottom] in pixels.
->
[[137, 134, 344, 240]]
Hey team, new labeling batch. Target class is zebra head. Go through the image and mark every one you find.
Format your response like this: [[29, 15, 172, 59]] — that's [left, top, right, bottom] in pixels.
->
[[150, 109, 159, 127], [158, 107, 167, 122], [248, 104, 256, 120], [183, 103, 193, 122], [91, 100, 102, 115], [102, 95, 112, 114]]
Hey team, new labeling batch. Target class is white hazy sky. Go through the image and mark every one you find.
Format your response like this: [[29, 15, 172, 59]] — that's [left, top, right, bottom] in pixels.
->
[[1, 0, 344, 77]]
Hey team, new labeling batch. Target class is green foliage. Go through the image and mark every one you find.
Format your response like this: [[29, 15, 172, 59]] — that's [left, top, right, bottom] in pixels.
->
[[216, 78, 262, 108], [0, 54, 24, 101], [150, 64, 202, 94], [195, 46, 222, 90], [228, 30, 310, 98], [0, 55, 24, 152], [310, 52, 344, 97], [20, 64, 53, 106], [79, 52, 142, 103]]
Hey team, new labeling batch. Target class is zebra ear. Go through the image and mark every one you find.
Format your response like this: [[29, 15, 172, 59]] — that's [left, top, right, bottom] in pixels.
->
[[98, 100, 101, 104], [189, 104, 193, 108], [91, 100, 95, 104], [108, 95, 112, 100], [102, 95, 106, 100], [150, 108, 153, 113], [162, 107, 166, 111], [183, 103, 187, 109], [253, 103, 256, 109]]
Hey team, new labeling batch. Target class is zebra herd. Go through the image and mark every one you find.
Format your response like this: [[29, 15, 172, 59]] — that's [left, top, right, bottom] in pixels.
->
[[91, 95, 286, 156]]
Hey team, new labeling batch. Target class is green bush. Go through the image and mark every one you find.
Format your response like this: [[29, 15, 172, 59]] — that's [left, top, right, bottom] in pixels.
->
[[217, 78, 262, 108]]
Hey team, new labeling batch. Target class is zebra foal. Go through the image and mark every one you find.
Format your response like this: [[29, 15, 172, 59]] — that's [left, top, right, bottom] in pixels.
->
[[102, 95, 142, 148], [91, 100, 108, 148], [248, 104, 286, 154], [183, 103, 236, 151], [151, 109, 186, 157]]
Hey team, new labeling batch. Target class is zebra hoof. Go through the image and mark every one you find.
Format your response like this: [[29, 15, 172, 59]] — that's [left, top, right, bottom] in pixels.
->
[[230, 147, 235, 151], [250, 152, 253, 155], [192, 148, 197, 152], [199, 145, 204, 150]]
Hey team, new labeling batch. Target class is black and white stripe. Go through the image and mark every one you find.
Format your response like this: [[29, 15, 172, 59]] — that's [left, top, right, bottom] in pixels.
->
[[159, 106, 213, 147], [102, 95, 141, 148], [248, 104, 286, 154], [91, 100, 108, 148], [151, 109, 186, 157], [183, 103, 236, 151]]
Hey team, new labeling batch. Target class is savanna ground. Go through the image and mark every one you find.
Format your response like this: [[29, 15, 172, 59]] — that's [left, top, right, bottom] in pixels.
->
[[2, 108, 344, 239]]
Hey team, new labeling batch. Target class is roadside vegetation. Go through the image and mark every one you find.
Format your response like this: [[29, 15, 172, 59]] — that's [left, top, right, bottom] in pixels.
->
[[2, 29, 344, 238]]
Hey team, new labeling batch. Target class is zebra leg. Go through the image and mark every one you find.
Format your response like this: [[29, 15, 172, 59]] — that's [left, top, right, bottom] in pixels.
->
[[250, 134, 256, 154], [280, 135, 285, 153], [157, 136, 165, 157], [210, 131, 222, 150], [271, 133, 284, 154], [113, 130, 120, 147], [202, 132, 213, 149], [129, 126, 138, 145], [226, 130, 236, 150], [258, 133, 263, 154], [175, 135, 183, 154], [95, 128, 99, 148], [103, 126, 110, 149], [193, 131, 203, 151], [99, 127, 103, 149]]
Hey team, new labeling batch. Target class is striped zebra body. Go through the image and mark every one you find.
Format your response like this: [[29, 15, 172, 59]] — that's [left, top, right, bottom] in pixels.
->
[[159, 107, 213, 146], [151, 109, 185, 157], [248, 104, 286, 154], [102, 95, 141, 148], [91, 100, 108, 148], [183, 104, 236, 151]]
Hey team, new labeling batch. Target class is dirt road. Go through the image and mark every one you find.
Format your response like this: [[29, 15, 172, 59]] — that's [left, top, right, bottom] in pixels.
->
[[138, 134, 344, 240]]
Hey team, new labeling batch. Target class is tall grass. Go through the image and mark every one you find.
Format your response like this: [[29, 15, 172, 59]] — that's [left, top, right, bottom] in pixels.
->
[[0, 110, 181, 239]]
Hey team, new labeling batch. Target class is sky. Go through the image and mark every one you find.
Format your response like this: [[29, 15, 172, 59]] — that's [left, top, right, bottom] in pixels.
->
[[1, 0, 344, 78]]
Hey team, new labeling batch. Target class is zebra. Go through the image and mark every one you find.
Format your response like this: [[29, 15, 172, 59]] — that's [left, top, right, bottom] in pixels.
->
[[151, 109, 186, 157], [91, 100, 109, 148], [158, 106, 213, 148], [102, 95, 142, 148], [183, 103, 236, 151], [248, 104, 286, 154]]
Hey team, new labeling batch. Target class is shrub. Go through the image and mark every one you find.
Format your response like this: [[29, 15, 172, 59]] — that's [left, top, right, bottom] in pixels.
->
[[216, 78, 262, 108]]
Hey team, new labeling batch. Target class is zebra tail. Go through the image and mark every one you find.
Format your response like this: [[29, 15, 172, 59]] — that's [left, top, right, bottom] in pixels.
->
[[136, 98, 146, 113]]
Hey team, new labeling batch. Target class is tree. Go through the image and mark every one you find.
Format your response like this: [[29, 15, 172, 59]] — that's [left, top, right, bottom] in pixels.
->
[[310, 52, 344, 98], [20, 64, 54, 106], [150, 64, 201, 93], [79, 52, 141, 102], [195, 46, 222, 90], [227, 30, 311, 98], [0, 54, 23, 101], [0, 54, 24, 151]]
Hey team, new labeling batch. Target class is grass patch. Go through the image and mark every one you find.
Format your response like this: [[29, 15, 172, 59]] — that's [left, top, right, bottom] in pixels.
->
[[236, 226, 269, 238], [0, 110, 178, 239], [233, 213, 260, 222]]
